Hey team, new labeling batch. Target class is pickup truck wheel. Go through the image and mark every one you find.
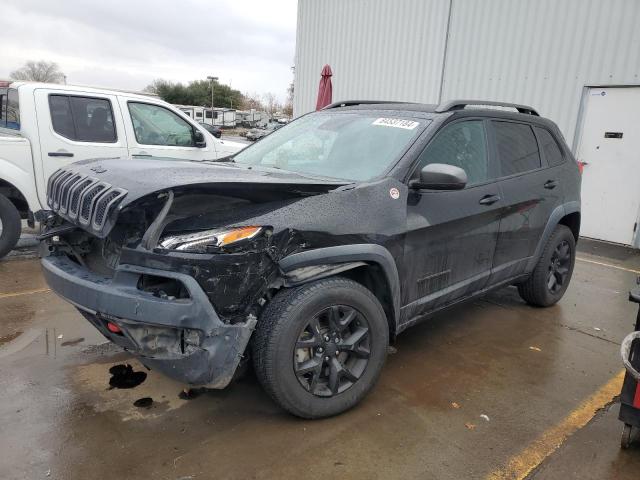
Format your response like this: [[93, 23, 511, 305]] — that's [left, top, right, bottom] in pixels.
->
[[518, 224, 575, 307], [252, 277, 388, 419], [0, 194, 21, 259]]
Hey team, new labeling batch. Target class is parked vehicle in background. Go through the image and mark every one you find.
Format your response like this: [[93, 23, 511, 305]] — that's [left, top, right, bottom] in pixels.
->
[[198, 122, 222, 138], [0, 82, 245, 258], [246, 128, 268, 141], [40, 100, 581, 418], [246, 123, 283, 141]]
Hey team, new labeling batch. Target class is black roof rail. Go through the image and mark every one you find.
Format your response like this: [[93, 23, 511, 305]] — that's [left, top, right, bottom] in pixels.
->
[[435, 100, 539, 116], [322, 100, 414, 110]]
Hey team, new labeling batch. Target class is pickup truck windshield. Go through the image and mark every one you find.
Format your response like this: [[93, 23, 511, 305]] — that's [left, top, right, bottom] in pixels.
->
[[233, 112, 427, 181]]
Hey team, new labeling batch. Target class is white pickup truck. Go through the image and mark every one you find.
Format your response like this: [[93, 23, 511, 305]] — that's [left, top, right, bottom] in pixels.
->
[[0, 82, 245, 258]]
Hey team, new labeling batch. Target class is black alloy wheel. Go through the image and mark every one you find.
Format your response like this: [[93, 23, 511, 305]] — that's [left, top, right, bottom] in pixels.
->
[[252, 276, 388, 418], [294, 305, 370, 397], [547, 240, 571, 294], [517, 224, 576, 307]]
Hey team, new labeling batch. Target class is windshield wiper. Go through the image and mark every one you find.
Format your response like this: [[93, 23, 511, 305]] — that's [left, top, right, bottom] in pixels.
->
[[247, 164, 348, 182]]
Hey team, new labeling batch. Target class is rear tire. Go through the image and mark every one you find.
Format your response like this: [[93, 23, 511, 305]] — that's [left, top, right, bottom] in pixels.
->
[[518, 224, 576, 307], [252, 276, 389, 419], [0, 194, 21, 259]]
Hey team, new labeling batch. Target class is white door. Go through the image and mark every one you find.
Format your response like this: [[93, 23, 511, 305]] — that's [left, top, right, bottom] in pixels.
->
[[576, 87, 640, 246], [118, 98, 218, 161], [34, 88, 128, 193]]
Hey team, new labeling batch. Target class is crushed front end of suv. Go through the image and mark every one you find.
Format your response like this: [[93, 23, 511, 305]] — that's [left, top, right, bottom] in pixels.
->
[[40, 100, 581, 418]]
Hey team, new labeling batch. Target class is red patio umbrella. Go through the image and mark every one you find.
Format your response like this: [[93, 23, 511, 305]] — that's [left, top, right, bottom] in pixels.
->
[[315, 64, 333, 110]]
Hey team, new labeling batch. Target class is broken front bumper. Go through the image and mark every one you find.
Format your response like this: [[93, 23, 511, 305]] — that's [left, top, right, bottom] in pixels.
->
[[41, 254, 256, 387]]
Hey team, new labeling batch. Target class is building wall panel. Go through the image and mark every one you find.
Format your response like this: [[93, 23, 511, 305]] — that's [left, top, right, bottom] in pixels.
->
[[441, 0, 640, 143], [295, 0, 640, 145], [294, 0, 451, 115]]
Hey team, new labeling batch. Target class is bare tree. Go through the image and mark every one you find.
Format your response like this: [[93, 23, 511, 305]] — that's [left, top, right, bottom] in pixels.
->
[[283, 82, 294, 117], [263, 92, 280, 115], [10, 60, 65, 83], [240, 92, 264, 111], [283, 65, 294, 117]]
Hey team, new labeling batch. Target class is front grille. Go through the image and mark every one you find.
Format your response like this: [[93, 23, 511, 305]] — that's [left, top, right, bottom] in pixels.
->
[[79, 183, 108, 224], [47, 168, 128, 234]]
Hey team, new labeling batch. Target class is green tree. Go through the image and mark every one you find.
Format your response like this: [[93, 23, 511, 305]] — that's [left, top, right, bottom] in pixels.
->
[[145, 78, 243, 109]]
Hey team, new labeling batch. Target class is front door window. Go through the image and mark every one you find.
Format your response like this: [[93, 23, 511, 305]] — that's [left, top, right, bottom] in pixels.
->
[[128, 102, 196, 147]]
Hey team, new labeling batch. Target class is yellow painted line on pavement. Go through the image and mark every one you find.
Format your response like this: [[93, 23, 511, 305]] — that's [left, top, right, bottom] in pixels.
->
[[576, 257, 640, 275], [0, 287, 51, 299], [486, 370, 625, 480]]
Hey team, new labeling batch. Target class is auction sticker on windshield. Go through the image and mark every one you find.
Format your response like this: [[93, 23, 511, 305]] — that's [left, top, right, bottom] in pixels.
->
[[372, 118, 419, 130]]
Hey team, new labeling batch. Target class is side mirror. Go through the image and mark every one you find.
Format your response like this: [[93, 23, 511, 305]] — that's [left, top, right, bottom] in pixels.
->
[[409, 163, 467, 190], [193, 129, 206, 148]]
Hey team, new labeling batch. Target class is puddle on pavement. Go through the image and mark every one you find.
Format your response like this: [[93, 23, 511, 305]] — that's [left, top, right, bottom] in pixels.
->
[[108, 364, 147, 389]]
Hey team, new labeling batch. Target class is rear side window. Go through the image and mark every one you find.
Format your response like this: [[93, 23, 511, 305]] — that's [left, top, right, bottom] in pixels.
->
[[534, 127, 565, 166], [49, 95, 117, 142], [414, 120, 489, 185], [0, 88, 20, 130], [493, 121, 541, 176], [0, 90, 6, 127]]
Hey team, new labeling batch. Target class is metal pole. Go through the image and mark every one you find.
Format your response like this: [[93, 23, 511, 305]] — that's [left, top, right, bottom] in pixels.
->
[[207, 75, 218, 126]]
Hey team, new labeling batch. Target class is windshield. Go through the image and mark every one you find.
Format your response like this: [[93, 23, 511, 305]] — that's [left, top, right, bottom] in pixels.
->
[[233, 112, 427, 181]]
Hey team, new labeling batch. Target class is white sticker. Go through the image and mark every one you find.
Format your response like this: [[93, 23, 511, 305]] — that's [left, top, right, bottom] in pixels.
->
[[372, 118, 419, 130], [389, 187, 400, 200]]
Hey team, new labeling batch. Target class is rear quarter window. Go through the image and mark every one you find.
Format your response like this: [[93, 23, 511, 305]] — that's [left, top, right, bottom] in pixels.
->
[[0, 90, 6, 127], [534, 127, 565, 167], [0, 88, 20, 130], [493, 121, 541, 176]]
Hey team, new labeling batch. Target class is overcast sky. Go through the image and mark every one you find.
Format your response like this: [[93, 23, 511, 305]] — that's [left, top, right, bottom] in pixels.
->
[[0, 0, 298, 101]]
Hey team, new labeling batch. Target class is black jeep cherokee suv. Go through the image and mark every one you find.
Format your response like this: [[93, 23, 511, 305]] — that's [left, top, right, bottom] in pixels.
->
[[40, 100, 581, 418]]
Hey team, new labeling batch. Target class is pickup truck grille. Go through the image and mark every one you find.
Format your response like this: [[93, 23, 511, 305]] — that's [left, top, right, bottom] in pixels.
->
[[47, 169, 127, 233]]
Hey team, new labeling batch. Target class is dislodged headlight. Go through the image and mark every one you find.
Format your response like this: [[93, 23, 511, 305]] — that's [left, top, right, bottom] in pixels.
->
[[159, 226, 262, 253]]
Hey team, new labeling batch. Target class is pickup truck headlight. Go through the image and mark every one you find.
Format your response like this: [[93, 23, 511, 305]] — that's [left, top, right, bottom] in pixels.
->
[[159, 226, 262, 253]]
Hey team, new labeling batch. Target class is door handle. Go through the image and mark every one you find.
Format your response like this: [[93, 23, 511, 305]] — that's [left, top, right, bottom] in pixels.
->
[[544, 180, 558, 189], [479, 194, 500, 205], [48, 152, 74, 157]]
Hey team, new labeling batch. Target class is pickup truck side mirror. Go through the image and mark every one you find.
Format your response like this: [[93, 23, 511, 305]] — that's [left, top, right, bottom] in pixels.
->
[[409, 163, 467, 190], [193, 129, 207, 148]]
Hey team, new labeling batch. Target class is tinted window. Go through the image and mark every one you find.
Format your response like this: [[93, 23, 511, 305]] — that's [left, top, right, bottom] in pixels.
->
[[49, 95, 116, 142], [414, 120, 489, 185], [535, 127, 564, 166], [493, 121, 541, 176], [49, 95, 76, 139], [128, 102, 196, 147], [0, 91, 6, 127], [6, 89, 20, 130]]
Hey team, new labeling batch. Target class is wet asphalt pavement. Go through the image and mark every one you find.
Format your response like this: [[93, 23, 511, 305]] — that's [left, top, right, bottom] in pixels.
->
[[1, 239, 640, 479]]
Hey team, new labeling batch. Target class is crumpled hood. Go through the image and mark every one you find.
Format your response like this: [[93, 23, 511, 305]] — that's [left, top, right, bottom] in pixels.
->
[[46, 157, 348, 238]]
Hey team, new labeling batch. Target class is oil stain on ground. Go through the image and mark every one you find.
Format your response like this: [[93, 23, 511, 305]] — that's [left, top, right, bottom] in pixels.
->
[[108, 364, 147, 389]]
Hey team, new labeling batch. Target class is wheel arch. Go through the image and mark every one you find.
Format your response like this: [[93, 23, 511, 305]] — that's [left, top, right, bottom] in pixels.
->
[[526, 202, 580, 272], [279, 244, 401, 339], [0, 177, 29, 219]]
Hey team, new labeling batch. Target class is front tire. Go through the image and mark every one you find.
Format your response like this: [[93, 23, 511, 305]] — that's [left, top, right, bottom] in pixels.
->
[[0, 194, 21, 259], [518, 224, 576, 307], [252, 277, 389, 419]]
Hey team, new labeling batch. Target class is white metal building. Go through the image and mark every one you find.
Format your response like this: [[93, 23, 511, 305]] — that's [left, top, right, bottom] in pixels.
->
[[294, 0, 640, 247]]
